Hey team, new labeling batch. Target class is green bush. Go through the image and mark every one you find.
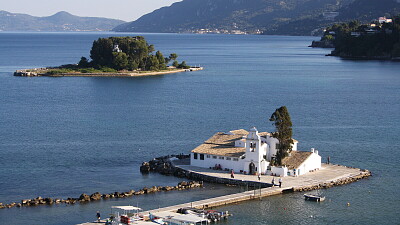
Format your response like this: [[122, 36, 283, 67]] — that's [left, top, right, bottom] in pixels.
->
[[79, 68, 98, 73], [100, 67, 117, 73], [46, 68, 73, 75]]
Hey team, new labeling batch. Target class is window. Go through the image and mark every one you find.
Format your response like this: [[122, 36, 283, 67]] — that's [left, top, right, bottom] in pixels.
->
[[233, 158, 239, 161], [212, 156, 217, 159], [200, 154, 205, 160], [206, 155, 211, 158], [194, 153, 198, 159], [250, 142, 256, 152], [219, 156, 224, 160], [226, 157, 231, 160]]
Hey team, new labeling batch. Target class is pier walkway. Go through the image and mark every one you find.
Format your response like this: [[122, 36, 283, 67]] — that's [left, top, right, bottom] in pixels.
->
[[79, 164, 370, 224], [177, 163, 362, 188], [145, 163, 368, 214]]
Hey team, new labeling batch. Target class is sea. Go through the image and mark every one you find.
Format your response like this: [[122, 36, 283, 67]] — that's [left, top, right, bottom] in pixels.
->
[[0, 32, 399, 225]]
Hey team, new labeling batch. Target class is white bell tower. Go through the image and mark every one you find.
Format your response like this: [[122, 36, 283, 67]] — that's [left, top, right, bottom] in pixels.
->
[[245, 127, 262, 174]]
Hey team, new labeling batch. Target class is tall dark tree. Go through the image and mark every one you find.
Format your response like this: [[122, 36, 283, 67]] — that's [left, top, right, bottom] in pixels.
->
[[169, 53, 178, 61], [155, 51, 166, 69], [77, 57, 89, 68], [112, 52, 128, 70], [269, 106, 293, 166]]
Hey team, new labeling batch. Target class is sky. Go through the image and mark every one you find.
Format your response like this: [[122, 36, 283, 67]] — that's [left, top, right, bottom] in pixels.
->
[[0, 0, 182, 21]]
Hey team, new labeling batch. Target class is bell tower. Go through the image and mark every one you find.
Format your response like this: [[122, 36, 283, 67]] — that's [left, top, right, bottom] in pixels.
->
[[245, 127, 263, 174]]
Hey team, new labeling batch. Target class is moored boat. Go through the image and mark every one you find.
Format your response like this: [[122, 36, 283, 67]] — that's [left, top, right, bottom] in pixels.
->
[[304, 194, 325, 202]]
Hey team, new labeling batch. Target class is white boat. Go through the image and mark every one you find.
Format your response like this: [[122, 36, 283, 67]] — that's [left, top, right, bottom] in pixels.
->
[[304, 194, 325, 202], [109, 206, 154, 225], [150, 211, 210, 225]]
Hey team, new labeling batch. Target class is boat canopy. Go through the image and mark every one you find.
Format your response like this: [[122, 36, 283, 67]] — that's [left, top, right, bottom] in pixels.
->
[[112, 206, 142, 211]]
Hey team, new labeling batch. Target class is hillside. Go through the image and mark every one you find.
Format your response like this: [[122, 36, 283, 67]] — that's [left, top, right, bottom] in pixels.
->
[[114, 0, 400, 36], [311, 15, 400, 60], [0, 11, 125, 31], [272, 0, 400, 35]]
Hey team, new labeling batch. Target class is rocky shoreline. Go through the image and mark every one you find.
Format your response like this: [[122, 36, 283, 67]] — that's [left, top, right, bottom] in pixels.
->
[[309, 40, 334, 48], [292, 168, 371, 192], [140, 154, 190, 176], [309, 41, 400, 61], [0, 180, 202, 210], [327, 52, 400, 61]]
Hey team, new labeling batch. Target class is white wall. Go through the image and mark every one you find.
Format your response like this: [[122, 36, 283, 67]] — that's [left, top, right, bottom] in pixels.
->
[[296, 153, 321, 176], [265, 136, 278, 160], [286, 152, 321, 176], [270, 166, 288, 177], [190, 153, 244, 173]]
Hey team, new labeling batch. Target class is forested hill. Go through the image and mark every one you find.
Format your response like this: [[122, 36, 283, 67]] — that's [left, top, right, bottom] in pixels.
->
[[313, 15, 400, 60], [113, 0, 400, 36], [0, 11, 125, 31]]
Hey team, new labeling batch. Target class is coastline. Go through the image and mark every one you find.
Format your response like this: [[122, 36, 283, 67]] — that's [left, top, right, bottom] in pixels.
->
[[14, 67, 204, 77], [326, 53, 400, 61]]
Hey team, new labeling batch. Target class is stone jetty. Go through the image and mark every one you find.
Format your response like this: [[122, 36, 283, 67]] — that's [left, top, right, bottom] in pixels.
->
[[140, 160, 371, 215], [79, 157, 370, 224], [141, 155, 371, 192], [0, 181, 202, 210]]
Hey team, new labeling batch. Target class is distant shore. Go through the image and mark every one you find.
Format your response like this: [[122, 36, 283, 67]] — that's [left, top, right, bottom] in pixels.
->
[[14, 67, 204, 77]]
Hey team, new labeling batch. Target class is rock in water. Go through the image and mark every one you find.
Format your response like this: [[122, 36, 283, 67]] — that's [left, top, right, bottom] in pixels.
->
[[140, 162, 150, 173]]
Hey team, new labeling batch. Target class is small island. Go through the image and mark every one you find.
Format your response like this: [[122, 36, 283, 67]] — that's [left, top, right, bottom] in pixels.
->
[[310, 15, 400, 60], [14, 36, 203, 77]]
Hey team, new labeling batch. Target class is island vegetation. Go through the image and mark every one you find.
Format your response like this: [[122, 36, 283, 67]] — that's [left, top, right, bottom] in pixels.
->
[[15, 36, 198, 77], [54, 36, 190, 74], [311, 15, 400, 60]]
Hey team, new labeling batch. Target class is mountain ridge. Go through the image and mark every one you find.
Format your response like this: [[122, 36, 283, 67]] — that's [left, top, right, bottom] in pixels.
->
[[0, 10, 125, 31], [114, 0, 400, 35]]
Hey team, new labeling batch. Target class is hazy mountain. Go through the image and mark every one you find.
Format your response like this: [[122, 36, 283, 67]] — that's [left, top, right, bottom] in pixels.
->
[[113, 0, 400, 35], [0, 11, 125, 31]]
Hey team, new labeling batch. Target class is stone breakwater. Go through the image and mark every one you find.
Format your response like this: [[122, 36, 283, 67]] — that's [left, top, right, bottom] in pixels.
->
[[0, 181, 202, 209]]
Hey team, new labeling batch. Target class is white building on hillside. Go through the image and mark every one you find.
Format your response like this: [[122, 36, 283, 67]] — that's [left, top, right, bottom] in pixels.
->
[[190, 127, 321, 177]]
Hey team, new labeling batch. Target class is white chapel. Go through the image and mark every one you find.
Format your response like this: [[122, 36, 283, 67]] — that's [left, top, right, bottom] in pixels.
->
[[190, 127, 321, 177]]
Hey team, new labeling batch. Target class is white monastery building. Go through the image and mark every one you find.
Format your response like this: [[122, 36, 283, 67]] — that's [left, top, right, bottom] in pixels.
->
[[191, 127, 321, 177]]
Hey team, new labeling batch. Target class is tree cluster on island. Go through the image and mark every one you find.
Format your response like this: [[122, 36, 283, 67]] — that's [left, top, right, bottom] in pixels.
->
[[48, 36, 190, 75], [78, 36, 190, 71], [312, 15, 400, 59]]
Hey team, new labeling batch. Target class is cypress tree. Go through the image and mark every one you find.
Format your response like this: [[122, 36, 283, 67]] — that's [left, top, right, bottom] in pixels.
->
[[269, 106, 293, 166]]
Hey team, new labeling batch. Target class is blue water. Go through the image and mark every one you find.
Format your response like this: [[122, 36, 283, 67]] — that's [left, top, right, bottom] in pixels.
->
[[0, 32, 399, 224]]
